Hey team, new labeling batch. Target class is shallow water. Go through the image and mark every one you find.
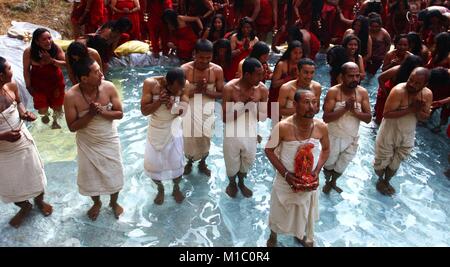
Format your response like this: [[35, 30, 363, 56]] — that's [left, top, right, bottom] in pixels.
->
[[1, 55, 449, 247]]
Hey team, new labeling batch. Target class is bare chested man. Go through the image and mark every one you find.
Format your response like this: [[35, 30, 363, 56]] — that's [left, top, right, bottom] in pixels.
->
[[0, 57, 52, 228], [374, 67, 433, 196], [181, 39, 224, 177], [265, 89, 330, 247], [222, 58, 268, 198], [141, 68, 190, 205], [322, 62, 372, 194], [277, 58, 322, 119], [64, 58, 124, 220]]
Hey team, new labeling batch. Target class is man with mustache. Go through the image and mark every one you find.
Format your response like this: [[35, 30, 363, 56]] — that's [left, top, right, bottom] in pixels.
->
[[265, 89, 330, 247], [322, 62, 372, 194], [374, 67, 432, 196]]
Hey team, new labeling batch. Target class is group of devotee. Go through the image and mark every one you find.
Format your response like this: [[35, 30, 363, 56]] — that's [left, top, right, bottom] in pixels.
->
[[1, 0, 449, 247]]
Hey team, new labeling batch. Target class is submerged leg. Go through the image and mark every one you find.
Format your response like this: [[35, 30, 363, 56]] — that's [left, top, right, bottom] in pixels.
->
[[384, 168, 397, 196], [330, 171, 343, 193], [87, 196, 102, 221], [51, 108, 63, 129], [237, 172, 253, 198], [153, 180, 165, 205], [38, 108, 50, 124], [34, 192, 53, 216], [225, 175, 238, 198], [183, 158, 193, 175], [322, 168, 333, 194], [172, 176, 185, 204], [9, 201, 33, 228], [198, 155, 211, 177], [109, 192, 123, 219], [266, 230, 277, 247]]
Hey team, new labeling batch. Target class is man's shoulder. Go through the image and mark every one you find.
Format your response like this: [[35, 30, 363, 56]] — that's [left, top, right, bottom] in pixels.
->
[[181, 61, 193, 71], [65, 84, 80, 99], [210, 62, 223, 72], [313, 118, 328, 131], [311, 80, 322, 88]]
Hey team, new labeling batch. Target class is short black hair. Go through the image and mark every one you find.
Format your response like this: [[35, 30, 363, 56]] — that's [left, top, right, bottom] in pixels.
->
[[67, 41, 89, 67], [294, 89, 314, 102], [72, 57, 95, 81], [242, 57, 262, 75], [166, 67, 186, 86], [0, 56, 6, 74], [298, 58, 316, 70], [112, 17, 132, 33], [195, 39, 213, 53]]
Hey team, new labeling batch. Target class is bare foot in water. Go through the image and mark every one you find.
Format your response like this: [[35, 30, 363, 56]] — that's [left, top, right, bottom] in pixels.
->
[[87, 201, 102, 221], [226, 182, 238, 198], [385, 182, 396, 196], [41, 115, 50, 124], [35, 200, 53, 216], [198, 161, 211, 176], [376, 179, 390, 196], [322, 182, 332, 194], [332, 184, 343, 194], [238, 182, 253, 198], [109, 203, 123, 219], [295, 237, 314, 247], [172, 189, 185, 204], [184, 161, 193, 175], [266, 232, 277, 247], [154, 190, 164, 205], [9, 202, 33, 228]]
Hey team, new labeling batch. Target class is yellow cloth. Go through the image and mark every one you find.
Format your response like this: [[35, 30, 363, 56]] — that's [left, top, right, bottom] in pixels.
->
[[54, 39, 74, 52], [76, 104, 124, 196], [0, 102, 46, 203], [114, 40, 149, 57], [183, 83, 216, 161]]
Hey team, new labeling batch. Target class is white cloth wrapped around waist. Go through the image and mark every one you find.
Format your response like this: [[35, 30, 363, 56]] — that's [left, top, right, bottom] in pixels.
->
[[0, 102, 46, 203], [148, 95, 183, 151], [224, 107, 258, 139], [76, 104, 124, 196], [327, 102, 362, 138]]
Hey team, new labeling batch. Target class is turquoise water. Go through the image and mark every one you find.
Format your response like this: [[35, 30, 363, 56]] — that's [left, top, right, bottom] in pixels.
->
[[0, 55, 449, 247]]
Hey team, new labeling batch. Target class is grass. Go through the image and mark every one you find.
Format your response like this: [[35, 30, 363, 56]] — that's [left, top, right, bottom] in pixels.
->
[[0, 0, 72, 39]]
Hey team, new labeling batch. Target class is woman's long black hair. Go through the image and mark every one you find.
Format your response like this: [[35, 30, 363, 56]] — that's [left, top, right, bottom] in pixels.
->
[[236, 17, 256, 41], [208, 14, 227, 41], [213, 38, 232, 67], [162, 9, 180, 29], [432, 32, 450, 65], [352, 16, 370, 56], [342, 34, 361, 60], [30, 28, 58, 62], [394, 54, 423, 85], [407, 32, 423, 56]]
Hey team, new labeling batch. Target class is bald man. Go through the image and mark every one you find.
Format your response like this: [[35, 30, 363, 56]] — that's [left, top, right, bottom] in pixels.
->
[[322, 62, 372, 194], [374, 67, 433, 196]]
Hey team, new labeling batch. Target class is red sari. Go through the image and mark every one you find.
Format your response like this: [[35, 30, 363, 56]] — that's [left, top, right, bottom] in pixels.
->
[[255, 0, 273, 34], [267, 63, 295, 119], [71, 0, 105, 34], [147, 0, 172, 55], [112, 0, 142, 40], [230, 40, 253, 81], [170, 26, 198, 61], [374, 79, 395, 124], [30, 63, 65, 110]]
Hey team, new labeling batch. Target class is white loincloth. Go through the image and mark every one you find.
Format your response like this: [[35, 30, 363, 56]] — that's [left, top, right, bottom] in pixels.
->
[[268, 139, 321, 242], [0, 102, 46, 203], [144, 96, 185, 180], [183, 83, 216, 161], [374, 113, 417, 171], [223, 111, 258, 177], [324, 102, 361, 173], [76, 104, 124, 196]]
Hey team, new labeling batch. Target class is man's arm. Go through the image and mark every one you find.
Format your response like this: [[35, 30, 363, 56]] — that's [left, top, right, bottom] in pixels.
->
[[257, 85, 269, 122], [141, 78, 162, 116], [351, 88, 372, 124], [99, 82, 123, 120], [278, 84, 295, 116], [64, 91, 95, 132], [313, 82, 322, 111], [313, 122, 330, 176], [416, 88, 433, 121], [205, 66, 224, 99], [322, 88, 347, 123]]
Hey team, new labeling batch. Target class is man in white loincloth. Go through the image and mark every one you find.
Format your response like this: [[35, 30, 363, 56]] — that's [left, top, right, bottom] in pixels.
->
[[0, 57, 52, 228], [277, 58, 322, 119], [222, 58, 268, 198], [181, 39, 224, 177], [141, 68, 190, 205], [322, 62, 372, 194], [374, 67, 432, 196], [64, 57, 125, 220], [265, 89, 330, 247]]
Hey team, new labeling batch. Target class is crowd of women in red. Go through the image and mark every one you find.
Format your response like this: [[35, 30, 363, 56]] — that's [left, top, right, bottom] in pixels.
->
[[65, 0, 450, 134]]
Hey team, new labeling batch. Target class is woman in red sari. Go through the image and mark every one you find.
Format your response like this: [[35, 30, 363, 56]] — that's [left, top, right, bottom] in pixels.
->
[[141, 0, 173, 57], [23, 28, 66, 129], [111, 0, 142, 40], [268, 40, 304, 119], [71, 0, 106, 38], [162, 9, 203, 62], [230, 17, 259, 80], [374, 55, 423, 124], [234, 0, 273, 42]]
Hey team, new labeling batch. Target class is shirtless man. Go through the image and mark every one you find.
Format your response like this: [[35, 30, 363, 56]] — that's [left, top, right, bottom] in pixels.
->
[[222, 58, 268, 198], [278, 58, 322, 119], [374, 67, 433, 196], [181, 39, 224, 177], [64, 58, 125, 220]]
